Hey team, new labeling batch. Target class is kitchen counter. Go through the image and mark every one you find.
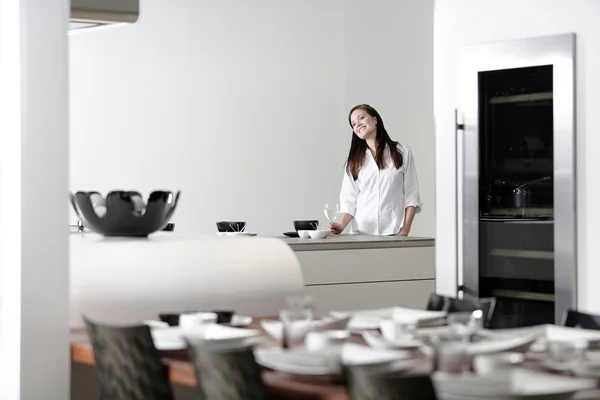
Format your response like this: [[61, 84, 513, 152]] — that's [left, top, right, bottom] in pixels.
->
[[69, 231, 435, 317], [283, 234, 436, 315], [279, 234, 434, 251]]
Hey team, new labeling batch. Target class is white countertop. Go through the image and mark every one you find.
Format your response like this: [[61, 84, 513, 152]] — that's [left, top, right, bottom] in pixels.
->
[[279, 234, 435, 251]]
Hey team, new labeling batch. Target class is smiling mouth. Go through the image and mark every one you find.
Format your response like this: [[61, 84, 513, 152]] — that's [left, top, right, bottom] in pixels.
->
[[358, 126, 365, 133]]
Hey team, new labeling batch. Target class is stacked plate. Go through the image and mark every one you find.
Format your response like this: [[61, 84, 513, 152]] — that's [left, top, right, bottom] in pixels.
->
[[433, 368, 596, 400], [330, 307, 447, 331], [150, 323, 261, 351], [260, 316, 351, 341], [254, 343, 413, 376]]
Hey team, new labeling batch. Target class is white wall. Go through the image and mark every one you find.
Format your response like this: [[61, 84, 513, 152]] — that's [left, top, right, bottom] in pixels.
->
[[434, 0, 600, 311], [69, 0, 435, 237], [0, 0, 70, 398], [344, 0, 435, 237]]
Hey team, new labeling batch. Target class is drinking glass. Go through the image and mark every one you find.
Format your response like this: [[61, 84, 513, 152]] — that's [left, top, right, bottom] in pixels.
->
[[279, 308, 314, 348], [391, 310, 418, 339], [447, 310, 483, 342], [430, 333, 468, 374], [285, 294, 316, 315], [324, 203, 340, 223], [547, 339, 588, 368]]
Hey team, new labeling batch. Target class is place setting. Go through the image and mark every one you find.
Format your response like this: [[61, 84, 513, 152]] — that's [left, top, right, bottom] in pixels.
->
[[282, 203, 340, 239], [144, 310, 255, 351], [253, 296, 421, 378], [215, 220, 257, 237]]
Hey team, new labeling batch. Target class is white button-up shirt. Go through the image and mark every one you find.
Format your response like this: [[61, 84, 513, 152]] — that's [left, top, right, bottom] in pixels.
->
[[339, 144, 422, 235]]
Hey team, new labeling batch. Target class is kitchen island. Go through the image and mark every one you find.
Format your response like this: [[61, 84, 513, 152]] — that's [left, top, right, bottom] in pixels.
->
[[278, 235, 435, 314], [69, 231, 435, 321]]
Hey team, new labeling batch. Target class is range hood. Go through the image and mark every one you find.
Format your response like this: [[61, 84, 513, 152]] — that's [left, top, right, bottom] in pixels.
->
[[70, 0, 140, 31]]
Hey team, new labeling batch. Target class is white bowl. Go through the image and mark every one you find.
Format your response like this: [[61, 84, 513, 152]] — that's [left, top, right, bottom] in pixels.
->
[[308, 230, 330, 239], [473, 352, 524, 375], [179, 312, 218, 332], [298, 230, 310, 239], [305, 330, 350, 352]]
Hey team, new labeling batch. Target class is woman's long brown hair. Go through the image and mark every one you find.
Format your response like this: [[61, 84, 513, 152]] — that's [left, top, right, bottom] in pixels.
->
[[345, 104, 403, 180]]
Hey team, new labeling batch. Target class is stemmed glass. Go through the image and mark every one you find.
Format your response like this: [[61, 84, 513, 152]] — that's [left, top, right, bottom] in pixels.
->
[[324, 204, 340, 223]]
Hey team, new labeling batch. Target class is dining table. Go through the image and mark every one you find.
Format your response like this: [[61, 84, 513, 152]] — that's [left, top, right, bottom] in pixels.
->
[[71, 317, 355, 400], [70, 316, 600, 400]]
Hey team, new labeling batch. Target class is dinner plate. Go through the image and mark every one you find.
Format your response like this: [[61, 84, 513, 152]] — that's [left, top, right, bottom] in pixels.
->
[[254, 343, 413, 376], [228, 315, 253, 327]]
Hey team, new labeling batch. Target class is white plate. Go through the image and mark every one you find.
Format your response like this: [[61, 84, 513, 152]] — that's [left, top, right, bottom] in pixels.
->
[[490, 325, 600, 345], [466, 332, 539, 355], [150, 324, 260, 351], [433, 368, 596, 398], [229, 315, 253, 327], [362, 331, 422, 349], [260, 316, 351, 341], [151, 327, 186, 350], [217, 232, 257, 237], [331, 307, 446, 330], [254, 343, 412, 376]]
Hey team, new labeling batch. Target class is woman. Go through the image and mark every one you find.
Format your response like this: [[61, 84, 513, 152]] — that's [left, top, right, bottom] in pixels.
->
[[328, 104, 422, 236]]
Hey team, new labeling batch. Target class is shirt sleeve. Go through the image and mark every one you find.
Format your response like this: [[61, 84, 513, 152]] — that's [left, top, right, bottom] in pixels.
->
[[340, 168, 359, 217], [402, 146, 422, 213]]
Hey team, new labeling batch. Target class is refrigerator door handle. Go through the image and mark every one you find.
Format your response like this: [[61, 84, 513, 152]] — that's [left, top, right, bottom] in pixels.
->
[[455, 109, 465, 298]]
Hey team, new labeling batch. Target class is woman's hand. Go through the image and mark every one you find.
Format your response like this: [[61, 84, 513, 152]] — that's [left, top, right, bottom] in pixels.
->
[[395, 229, 409, 236], [328, 222, 344, 235]]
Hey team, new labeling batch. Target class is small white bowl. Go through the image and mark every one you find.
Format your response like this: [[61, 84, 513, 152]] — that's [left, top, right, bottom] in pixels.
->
[[298, 230, 310, 239], [179, 312, 218, 333], [473, 352, 524, 375], [308, 230, 330, 239], [305, 330, 350, 352]]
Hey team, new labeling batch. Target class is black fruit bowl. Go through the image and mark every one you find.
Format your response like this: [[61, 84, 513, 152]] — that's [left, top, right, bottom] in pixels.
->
[[70, 190, 180, 237], [216, 221, 246, 232], [293, 220, 319, 231]]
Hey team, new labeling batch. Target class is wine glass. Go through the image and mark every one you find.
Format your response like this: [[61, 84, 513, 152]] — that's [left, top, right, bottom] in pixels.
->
[[324, 203, 340, 223]]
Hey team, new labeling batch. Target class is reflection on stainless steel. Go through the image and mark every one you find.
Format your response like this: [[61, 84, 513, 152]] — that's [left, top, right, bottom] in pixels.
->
[[455, 109, 465, 297], [459, 33, 576, 325], [489, 92, 553, 104], [489, 208, 554, 217], [489, 248, 554, 260], [490, 289, 555, 303]]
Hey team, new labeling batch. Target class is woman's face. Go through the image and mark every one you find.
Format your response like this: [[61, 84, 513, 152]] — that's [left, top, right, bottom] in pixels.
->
[[350, 108, 377, 140]]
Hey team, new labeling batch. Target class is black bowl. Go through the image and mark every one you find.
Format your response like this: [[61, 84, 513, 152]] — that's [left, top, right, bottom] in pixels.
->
[[158, 313, 182, 327], [70, 190, 180, 237], [158, 311, 200, 326], [293, 220, 319, 231], [216, 221, 246, 232], [212, 310, 235, 324]]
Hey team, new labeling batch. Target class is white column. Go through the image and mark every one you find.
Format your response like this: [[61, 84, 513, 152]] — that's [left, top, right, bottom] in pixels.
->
[[0, 0, 70, 399]]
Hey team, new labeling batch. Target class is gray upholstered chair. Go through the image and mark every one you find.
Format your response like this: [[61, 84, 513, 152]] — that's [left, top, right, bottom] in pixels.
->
[[185, 338, 267, 400], [346, 363, 438, 400], [83, 317, 175, 400]]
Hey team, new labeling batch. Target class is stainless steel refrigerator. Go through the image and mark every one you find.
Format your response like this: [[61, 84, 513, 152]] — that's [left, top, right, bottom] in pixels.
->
[[457, 33, 576, 327]]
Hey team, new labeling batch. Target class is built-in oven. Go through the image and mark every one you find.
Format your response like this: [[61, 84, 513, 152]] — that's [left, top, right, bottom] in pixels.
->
[[457, 34, 576, 328]]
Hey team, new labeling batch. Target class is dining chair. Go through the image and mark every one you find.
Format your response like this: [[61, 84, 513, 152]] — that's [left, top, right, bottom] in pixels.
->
[[83, 316, 175, 400], [426, 293, 498, 328], [426, 293, 449, 311], [478, 297, 497, 327], [185, 338, 267, 400], [562, 309, 600, 330], [346, 364, 438, 400]]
